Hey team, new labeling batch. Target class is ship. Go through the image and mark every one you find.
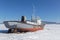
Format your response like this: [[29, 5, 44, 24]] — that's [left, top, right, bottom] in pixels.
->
[[3, 16, 45, 33]]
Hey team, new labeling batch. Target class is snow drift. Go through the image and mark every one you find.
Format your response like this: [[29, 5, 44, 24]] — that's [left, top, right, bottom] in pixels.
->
[[0, 24, 60, 40]]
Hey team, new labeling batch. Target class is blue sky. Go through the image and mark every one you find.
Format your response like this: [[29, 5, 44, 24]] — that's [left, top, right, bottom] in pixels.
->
[[0, 0, 60, 23]]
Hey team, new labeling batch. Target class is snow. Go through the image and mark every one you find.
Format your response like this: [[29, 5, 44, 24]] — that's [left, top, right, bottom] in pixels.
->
[[0, 24, 60, 40]]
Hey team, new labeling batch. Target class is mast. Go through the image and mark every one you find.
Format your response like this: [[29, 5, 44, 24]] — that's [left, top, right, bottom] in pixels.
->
[[31, 2, 36, 22]]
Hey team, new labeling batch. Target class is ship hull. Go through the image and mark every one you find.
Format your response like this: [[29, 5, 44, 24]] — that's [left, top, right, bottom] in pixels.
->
[[18, 26, 43, 32], [4, 21, 45, 32]]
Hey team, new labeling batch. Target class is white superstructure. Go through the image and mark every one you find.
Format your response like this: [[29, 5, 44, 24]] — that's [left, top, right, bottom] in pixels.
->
[[4, 16, 42, 28]]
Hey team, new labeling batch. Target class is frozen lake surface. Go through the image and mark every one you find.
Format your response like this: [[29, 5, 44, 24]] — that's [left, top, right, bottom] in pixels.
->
[[0, 24, 60, 40]]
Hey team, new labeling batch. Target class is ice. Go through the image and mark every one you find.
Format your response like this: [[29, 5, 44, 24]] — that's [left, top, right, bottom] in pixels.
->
[[0, 24, 60, 40]]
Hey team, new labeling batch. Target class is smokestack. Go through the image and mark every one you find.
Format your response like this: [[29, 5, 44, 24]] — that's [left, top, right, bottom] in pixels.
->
[[21, 16, 26, 22]]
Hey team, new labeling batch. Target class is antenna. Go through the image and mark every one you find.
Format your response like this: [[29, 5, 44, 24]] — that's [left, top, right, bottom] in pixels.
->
[[32, 3, 35, 16]]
